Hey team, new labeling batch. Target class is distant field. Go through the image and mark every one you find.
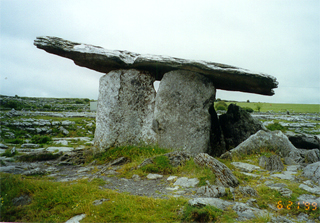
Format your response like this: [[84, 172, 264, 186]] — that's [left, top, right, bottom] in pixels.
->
[[225, 102, 320, 113]]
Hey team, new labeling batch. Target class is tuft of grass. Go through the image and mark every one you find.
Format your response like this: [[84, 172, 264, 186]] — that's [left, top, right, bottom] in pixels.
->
[[140, 155, 175, 174], [1, 148, 17, 157], [0, 173, 187, 222], [176, 158, 216, 186], [31, 135, 52, 144], [266, 121, 287, 132], [17, 151, 61, 162], [92, 145, 171, 165], [182, 204, 223, 222]]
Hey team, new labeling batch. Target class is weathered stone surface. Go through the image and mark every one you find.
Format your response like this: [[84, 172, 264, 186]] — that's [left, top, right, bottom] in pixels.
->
[[196, 185, 226, 198], [231, 162, 261, 173], [65, 214, 86, 223], [299, 183, 320, 195], [284, 157, 298, 165], [304, 149, 320, 164], [92, 198, 109, 206], [194, 153, 239, 187], [0, 143, 8, 149], [152, 70, 222, 156], [232, 202, 269, 221], [146, 173, 163, 180], [34, 36, 278, 95], [286, 132, 320, 149], [94, 69, 156, 151], [302, 161, 320, 185], [12, 194, 32, 206], [238, 186, 258, 197], [219, 104, 265, 150], [224, 130, 300, 159], [271, 171, 296, 181], [259, 156, 268, 168], [188, 198, 233, 210], [173, 177, 199, 187], [265, 155, 284, 172]]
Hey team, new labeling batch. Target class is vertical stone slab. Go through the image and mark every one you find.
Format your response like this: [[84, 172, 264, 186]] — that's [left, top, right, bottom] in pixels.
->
[[152, 70, 218, 156], [94, 69, 156, 151]]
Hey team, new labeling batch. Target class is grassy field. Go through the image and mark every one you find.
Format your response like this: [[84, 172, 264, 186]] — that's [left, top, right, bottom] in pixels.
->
[[225, 102, 320, 113]]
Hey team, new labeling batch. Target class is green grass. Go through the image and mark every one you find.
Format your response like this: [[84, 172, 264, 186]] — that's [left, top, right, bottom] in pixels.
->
[[0, 173, 187, 222], [225, 102, 320, 113]]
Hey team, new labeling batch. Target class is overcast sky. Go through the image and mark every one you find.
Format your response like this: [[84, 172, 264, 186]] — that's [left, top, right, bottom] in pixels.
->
[[1, 0, 319, 104]]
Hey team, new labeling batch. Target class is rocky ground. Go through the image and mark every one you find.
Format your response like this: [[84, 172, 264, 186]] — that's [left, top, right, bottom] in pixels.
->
[[0, 103, 319, 222]]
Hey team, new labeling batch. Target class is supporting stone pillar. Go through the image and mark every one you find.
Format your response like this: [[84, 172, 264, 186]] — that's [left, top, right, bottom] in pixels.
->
[[152, 70, 223, 156], [94, 69, 156, 151]]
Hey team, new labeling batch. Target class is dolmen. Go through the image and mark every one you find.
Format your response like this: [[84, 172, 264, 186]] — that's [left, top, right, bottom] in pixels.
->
[[34, 36, 278, 156]]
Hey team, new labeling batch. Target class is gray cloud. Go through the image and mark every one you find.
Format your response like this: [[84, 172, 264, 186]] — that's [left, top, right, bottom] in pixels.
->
[[1, 0, 319, 104]]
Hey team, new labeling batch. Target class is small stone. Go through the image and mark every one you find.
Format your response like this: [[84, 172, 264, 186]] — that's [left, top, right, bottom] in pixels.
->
[[10, 147, 16, 155], [305, 149, 320, 164], [92, 198, 109, 206], [238, 186, 258, 197], [146, 173, 163, 180], [173, 177, 199, 188], [231, 162, 260, 173], [196, 185, 226, 198], [284, 157, 298, 165], [246, 199, 259, 208], [302, 161, 320, 185], [21, 143, 39, 148], [188, 198, 233, 210], [0, 143, 8, 149], [12, 194, 32, 206], [167, 176, 177, 181], [132, 174, 141, 181], [299, 184, 320, 195], [271, 172, 295, 181], [65, 214, 86, 223], [239, 172, 260, 178], [166, 186, 179, 191], [265, 155, 284, 172], [259, 156, 268, 168]]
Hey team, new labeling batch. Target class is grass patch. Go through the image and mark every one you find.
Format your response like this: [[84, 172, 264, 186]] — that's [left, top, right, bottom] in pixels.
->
[[92, 145, 170, 165], [182, 204, 223, 222], [140, 155, 175, 174], [176, 158, 216, 186], [0, 148, 17, 157], [16, 151, 61, 162], [0, 173, 187, 222], [266, 121, 287, 132], [227, 102, 320, 113]]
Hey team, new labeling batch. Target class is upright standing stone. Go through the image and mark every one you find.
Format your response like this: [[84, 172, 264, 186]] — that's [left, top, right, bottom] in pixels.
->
[[152, 70, 219, 156], [94, 69, 156, 151]]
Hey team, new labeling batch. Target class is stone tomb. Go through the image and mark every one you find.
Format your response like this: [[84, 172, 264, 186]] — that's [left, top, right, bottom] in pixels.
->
[[34, 36, 278, 156]]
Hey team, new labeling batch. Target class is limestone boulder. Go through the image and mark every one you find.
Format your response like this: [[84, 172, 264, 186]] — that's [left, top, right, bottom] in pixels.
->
[[194, 153, 239, 187], [219, 104, 265, 150], [94, 69, 156, 151], [34, 36, 278, 95], [152, 70, 223, 156], [285, 132, 320, 150], [302, 161, 320, 185], [224, 130, 300, 159], [264, 155, 284, 172]]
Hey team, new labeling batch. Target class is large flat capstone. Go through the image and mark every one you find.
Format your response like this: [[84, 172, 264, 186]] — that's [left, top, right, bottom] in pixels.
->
[[34, 36, 278, 95]]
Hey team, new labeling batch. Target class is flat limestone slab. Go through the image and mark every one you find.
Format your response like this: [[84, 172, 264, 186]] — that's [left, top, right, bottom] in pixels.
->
[[34, 36, 278, 95]]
